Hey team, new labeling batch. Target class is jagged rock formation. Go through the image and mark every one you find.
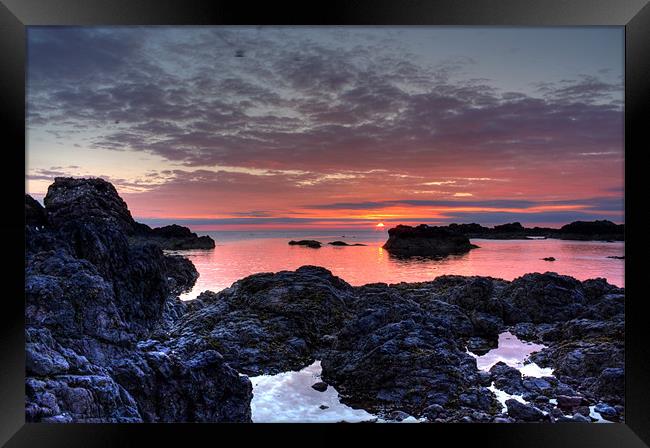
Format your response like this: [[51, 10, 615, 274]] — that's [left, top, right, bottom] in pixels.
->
[[25, 178, 251, 423]]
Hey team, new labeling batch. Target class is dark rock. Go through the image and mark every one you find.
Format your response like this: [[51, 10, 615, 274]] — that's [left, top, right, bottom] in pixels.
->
[[319, 405, 329, 410], [607, 255, 624, 259], [141, 224, 216, 250], [422, 404, 445, 420], [594, 403, 618, 420], [389, 411, 411, 421], [505, 399, 545, 422], [523, 377, 552, 395], [311, 382, 328, 392], [328, 241, 366, 246], [320, 285, 499, 417], [382, 224, 477, 257], [112, 349, 251, 422], [542, 257, 556, 261], [501, 272, 587, 324], [490, 362, 525, 395], [26, 195, 47, 227], [544, 342, 624, 381], [168, 266, 355, 375], [590, 367, 624, 402], [427, 220, 623, 241], [556, 395, 585, 410], [558, 220, 623, 241], [493, 222, 525, 234], [164, 255, 199, 295], [572, 413, 591, 422], [288, 240, 322, 248], [466, 337, 495, 355], [45, 177, 137, 234], [25, 178, 252, 422]]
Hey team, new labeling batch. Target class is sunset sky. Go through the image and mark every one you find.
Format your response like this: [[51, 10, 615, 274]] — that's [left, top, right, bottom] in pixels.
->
[[26, 27, 624, 230]]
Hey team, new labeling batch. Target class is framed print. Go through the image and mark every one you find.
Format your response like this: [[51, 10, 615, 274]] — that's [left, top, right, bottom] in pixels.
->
[[2, 0, 649, 446]]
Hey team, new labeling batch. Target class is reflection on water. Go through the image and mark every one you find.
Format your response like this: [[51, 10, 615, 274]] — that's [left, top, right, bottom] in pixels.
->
[[488, 384, 526, 413], [468, 331, 554, 377], [173, 231, 624, 299], [250, 361, 377, 423]]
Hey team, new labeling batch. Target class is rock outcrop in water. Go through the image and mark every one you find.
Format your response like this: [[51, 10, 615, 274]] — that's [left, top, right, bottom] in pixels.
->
[[557, 220, 624, 241], [328, 241, 366, 246], [132, 223, 216, 250], [288, 240, 322, 248], [382, 224, 478, 257], [25, 178, 251, 422]]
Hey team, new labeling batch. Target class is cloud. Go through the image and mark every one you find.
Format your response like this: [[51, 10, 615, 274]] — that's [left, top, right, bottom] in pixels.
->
[[301, 197, 622, 212], [28, 28, 623, 177]]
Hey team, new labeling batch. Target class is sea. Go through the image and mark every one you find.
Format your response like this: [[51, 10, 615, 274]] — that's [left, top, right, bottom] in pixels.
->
[[170, 229, 624, 301], [167, 229, 623, 422]]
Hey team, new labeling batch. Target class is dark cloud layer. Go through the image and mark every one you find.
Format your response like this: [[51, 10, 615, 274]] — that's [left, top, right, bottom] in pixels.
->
[[28, 28, 623, 174]]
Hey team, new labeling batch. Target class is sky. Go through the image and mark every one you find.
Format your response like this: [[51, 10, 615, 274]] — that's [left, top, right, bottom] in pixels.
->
[[26, 26, 624, 230]]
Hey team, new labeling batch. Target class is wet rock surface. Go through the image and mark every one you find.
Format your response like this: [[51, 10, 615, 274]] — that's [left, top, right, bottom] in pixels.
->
[[25, 178, 251, 422], [167, 266, 356, 375]]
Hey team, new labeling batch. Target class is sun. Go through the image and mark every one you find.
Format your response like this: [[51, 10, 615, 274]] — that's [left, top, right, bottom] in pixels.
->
[[375, 222, 385, 228]]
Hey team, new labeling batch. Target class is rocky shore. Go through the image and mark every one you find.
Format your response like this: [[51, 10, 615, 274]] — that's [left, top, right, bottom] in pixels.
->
[[26, 178, 249, 422], [25, 178, 624, 423], [447, 220, 623, 241], [167, 268, 624, 423]]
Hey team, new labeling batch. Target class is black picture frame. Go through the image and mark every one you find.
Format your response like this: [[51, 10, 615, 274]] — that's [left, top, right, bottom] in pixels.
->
[[2, 0, 649, 446]]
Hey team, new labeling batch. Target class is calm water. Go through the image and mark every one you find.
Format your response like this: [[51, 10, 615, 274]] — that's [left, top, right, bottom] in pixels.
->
[[173, 230, 624, 300]]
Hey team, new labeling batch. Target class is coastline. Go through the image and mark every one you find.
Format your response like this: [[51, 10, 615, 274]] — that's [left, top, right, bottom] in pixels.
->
[[25, 178, 625, 423]]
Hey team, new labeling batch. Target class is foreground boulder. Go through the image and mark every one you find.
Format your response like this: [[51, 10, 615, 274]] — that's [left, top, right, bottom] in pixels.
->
[[167, 266, 356, 375], [25, 178, 251, 422], [383, 224, 478, 257], [320, 285, 500, 419]]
